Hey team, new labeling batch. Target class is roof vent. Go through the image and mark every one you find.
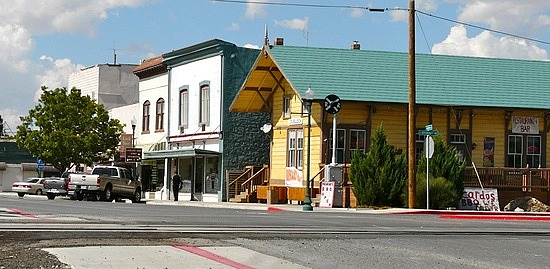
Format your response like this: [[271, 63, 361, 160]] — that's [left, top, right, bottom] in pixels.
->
[[350, 40, 360, 50], [274, 38, 284, 46]]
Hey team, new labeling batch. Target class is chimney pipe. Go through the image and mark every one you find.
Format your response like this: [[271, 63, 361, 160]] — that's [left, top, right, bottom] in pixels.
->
[[350, 40, 360, 50], [274, 38, 284, 46]]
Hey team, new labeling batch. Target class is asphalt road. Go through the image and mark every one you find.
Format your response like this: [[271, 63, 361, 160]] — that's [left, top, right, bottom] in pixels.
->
[[1, 193, 550, 268]]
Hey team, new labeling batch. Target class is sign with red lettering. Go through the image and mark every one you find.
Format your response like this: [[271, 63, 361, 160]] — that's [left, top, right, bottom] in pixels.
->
[[512, 116, 539, 134], [458, 187, 500, 211], [320, 181, 335, 208]]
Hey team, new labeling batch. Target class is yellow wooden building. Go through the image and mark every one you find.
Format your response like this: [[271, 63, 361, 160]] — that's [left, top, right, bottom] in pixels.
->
[[230, 42, 550, 207]]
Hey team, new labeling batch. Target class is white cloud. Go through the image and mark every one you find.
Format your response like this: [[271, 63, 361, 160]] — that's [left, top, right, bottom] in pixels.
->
[[275, 17, 309, 31], [350, 8, 364, 18], [230, 22, 240, 31], [432, 24, 548, 60], [0, 108, 23, 134], [243, 44, 261, 50], [0, 24, 34, 72], [451, 0, 550, 36], [246, 0, 268, 19], [35, 56, 85, 102], [0, 0, 152, 129], [0, 0, 151, 36], [391, 0, 438, 22]]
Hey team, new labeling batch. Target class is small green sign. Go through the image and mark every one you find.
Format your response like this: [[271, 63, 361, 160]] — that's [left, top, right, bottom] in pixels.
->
[[418, 130, 439, 136]]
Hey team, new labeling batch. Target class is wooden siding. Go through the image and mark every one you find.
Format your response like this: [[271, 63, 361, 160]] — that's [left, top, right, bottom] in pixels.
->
[[371, 105, 408, 150], [472, 110, 506, 167]]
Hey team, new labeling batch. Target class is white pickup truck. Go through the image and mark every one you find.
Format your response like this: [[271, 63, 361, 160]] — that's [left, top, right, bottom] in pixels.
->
[[68, 166, 142, 202]]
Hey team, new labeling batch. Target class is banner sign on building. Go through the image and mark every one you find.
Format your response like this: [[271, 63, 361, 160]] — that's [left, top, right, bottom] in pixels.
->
[[512, 116, 539, 134], [285, 167, 303, 187], [458, 187, 500, 211], [120, 134, 132, 159]]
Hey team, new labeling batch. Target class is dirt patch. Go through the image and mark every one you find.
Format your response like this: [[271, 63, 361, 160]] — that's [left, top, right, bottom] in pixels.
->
[[0, 232, 221, 269]]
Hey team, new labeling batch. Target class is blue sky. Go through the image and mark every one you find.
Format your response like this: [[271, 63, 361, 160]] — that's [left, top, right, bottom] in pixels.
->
[[1, 0, 550, 130]]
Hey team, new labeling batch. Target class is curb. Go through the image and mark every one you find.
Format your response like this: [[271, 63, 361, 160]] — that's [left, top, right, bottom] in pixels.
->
[[440, 214, 550, 221]]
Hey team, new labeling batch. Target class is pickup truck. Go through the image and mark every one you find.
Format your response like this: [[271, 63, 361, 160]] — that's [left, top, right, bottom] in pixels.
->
[[43, 177, 69, 200], [68, 166, 142, 202]]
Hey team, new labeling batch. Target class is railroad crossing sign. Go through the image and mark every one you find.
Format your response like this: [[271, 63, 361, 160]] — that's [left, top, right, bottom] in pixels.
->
[[323, 94, 341, 114]]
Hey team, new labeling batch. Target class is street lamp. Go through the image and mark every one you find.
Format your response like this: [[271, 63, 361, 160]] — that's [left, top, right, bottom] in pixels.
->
[[131, 116, 137, 148], [303, 87, 314, 211]]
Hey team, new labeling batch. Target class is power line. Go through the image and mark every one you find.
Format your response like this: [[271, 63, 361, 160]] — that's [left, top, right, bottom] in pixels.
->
[[415, 10, 550, 46], [213, 0, 550, 46], [211, 0, 396, 11]]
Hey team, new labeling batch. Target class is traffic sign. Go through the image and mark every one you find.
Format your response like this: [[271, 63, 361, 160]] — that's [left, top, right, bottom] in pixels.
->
[[425, 124, 433, 131], [37, 158, 45, 171], [125, 147, 142, 162], [418, 130, 439, 136], [425, 136, 434, 159], [323, 94, 341, 114]]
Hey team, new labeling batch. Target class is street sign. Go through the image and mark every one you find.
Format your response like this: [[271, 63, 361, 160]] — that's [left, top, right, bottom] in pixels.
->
[[37, 159, 44, 171], [425, 136, 434, 159], [418, 130, 439, 136], [323, 94, 341, 114], [425, 124, 433, 131], [125, 147, 142, 162]]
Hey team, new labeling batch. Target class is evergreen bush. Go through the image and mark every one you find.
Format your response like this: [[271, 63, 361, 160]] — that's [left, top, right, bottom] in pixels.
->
[[350, 124, 407, 207]]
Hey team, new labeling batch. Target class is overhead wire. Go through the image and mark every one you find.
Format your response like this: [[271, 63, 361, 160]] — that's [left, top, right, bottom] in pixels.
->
[[213, 0, 550, 46]]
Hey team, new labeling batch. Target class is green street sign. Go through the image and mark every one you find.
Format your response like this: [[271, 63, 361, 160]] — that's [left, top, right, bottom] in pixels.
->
[[418, 130, 439, 136]]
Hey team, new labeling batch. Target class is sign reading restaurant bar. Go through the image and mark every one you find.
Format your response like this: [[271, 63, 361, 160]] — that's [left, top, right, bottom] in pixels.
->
[[512, 116, 539, 134]]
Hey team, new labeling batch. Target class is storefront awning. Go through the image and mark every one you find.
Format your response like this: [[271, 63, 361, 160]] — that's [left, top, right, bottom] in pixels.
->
[[21, 163, 60, 173], [143, 148, 220, 159]]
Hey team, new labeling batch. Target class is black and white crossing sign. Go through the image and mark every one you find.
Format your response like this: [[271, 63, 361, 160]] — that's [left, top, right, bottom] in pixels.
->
[[324, 94, 341, 114]]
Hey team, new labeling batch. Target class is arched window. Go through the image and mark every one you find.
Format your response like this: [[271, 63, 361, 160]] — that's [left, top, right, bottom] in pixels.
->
[[179, 86, 189, 131], [155, 98, 165, 131], [199, 81, 210, 126], [142, 100, 150, 133]]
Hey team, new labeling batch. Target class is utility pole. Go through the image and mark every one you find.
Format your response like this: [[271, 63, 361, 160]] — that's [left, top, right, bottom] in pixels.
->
[[408, 0, 417, 208]]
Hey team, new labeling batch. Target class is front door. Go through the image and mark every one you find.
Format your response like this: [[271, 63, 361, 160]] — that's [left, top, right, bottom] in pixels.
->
[[194, 157, 204, 199]]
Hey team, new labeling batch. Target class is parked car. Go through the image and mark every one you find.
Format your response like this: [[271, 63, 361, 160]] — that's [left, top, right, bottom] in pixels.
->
[[43, 177, 69, 200], [12, 178, 46, 197], [68, 166, 142, 202]]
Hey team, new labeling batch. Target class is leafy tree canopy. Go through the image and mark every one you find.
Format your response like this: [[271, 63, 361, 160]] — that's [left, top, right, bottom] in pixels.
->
[[16, 87, 124, 173]]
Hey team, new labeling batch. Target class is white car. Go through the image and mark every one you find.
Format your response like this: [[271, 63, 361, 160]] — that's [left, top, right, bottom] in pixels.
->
[[12, 178, 46, 197]]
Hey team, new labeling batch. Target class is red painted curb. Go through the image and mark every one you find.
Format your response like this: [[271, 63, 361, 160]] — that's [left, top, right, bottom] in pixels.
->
[[267, 206, 287, 211], [440, 214, 550, 221], [7, 208, 39, 219], [390, 210, 550, 216]]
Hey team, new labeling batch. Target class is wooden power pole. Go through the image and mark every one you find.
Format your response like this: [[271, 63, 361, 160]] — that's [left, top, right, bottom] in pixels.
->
[[408, 0, 417, 208]]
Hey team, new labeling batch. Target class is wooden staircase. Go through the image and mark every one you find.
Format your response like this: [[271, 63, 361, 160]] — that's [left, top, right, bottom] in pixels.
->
[[227, 165, 269, 203]]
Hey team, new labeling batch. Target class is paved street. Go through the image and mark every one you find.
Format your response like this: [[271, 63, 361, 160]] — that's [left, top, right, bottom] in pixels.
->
[[1, 192, 550, 269]]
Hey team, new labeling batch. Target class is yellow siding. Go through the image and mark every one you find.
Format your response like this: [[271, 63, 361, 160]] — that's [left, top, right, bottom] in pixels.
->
[[371, 105, 408, 150], [472, 110, 505, 167], [268, 93, 550, 184]]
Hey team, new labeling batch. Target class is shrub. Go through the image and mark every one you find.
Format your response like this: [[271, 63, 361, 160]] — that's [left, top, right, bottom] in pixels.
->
[[411, 135, 466, 207], [414, 175, 457, 209], [350, 124, 407, 207]]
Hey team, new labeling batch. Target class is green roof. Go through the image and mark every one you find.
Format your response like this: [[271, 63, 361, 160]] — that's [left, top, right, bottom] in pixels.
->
[[268, 45, 550, 110]]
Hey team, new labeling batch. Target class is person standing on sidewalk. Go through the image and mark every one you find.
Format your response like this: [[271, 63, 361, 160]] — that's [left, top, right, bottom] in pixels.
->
[[172, 171, 182, 201]]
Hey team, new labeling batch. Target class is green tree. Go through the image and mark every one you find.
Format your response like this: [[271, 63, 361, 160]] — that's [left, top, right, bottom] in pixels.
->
[[16, 87, 124, 173], [413, 135, 466, 208], [350, 124, 407, 207]]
